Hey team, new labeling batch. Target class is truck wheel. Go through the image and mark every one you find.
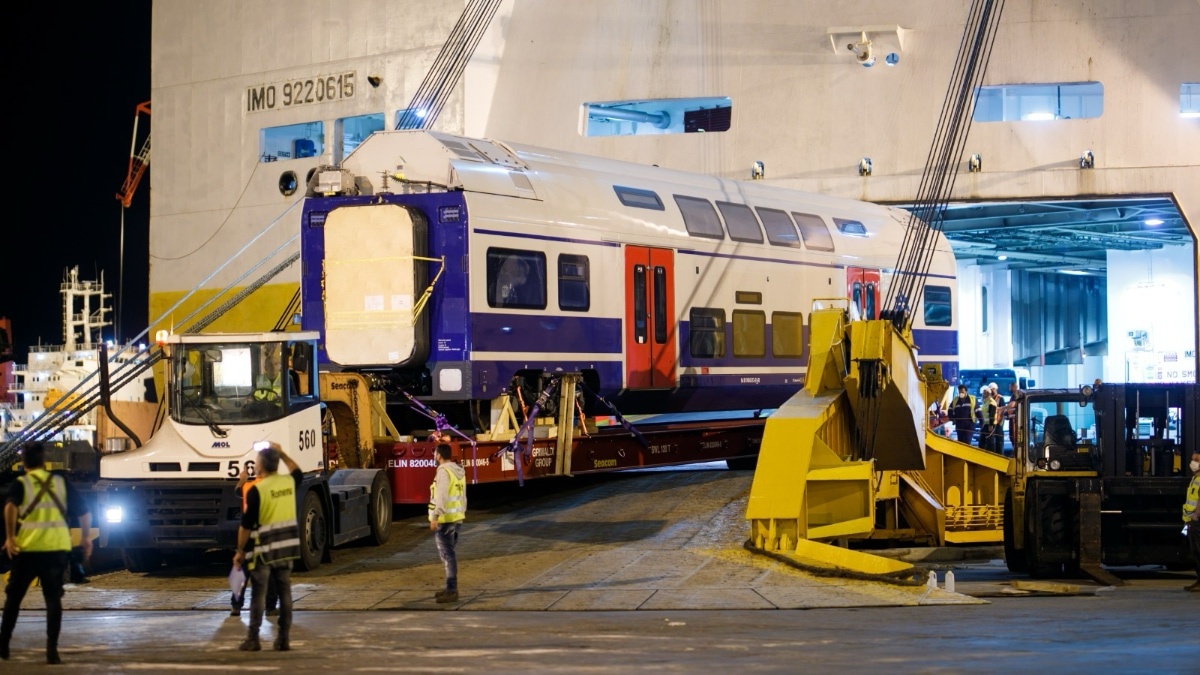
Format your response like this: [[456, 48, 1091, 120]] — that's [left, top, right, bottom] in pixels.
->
[[367, 471, 393, 546], [296, 489, 328, 572], [726, 455, 758, 471], [1002, 489, 1027, 574], [122, 548, 163, 574]]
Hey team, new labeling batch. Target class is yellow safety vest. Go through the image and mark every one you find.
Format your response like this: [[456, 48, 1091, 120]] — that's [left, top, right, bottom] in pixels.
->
[[254, 373, 283, 401], [251, 472, 300, 568], [15, 469, 71, 552], [428, 464, 466, 524], [1184, 476, 1199, 524]]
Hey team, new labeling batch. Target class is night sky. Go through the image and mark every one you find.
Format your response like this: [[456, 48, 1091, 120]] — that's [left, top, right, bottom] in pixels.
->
[[3, 2, 151, 360]]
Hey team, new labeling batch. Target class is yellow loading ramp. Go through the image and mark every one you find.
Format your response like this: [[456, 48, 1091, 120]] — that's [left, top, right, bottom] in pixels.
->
[[745, 307, 1009, 581]]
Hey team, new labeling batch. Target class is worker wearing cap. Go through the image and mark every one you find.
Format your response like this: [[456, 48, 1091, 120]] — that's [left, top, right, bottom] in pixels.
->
[[2, 442, 91, 665], [1184, 451, 1200, 592], [233, 442, 302, 651], [429, 443, 467, 603]]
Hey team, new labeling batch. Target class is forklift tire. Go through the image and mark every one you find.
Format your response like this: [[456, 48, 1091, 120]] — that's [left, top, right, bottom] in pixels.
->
[[295, 489, 328, 572], [122, 548, 163, 574], [367, 471, 393, 546], [1002, 490, 1027, 574], [1025, 491, 1065, 578]]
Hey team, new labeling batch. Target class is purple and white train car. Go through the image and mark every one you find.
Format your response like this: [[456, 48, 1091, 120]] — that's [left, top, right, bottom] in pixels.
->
[[299, 130, 958, 429]]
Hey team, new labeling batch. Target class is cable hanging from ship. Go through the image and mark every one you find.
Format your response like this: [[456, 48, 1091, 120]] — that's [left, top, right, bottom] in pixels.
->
[[857, 0, 1006, 463]]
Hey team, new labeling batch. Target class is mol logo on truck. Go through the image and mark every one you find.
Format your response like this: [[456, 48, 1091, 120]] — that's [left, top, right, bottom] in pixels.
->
[[212, 441, 232, 448]]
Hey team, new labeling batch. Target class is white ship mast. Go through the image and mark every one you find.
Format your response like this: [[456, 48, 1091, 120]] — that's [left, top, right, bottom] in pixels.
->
[[62, 265, 113, 351]]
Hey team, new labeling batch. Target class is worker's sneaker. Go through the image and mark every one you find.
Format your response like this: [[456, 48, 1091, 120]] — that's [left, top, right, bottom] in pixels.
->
[[266, 607, 279, 617], [1185, 580, 1200, 592], [435, 590, 459, 603], [47, 648, 61, 664], [238, 636, 262, 652], [274, 634, 290, 651], [230, 607, 241, 616]]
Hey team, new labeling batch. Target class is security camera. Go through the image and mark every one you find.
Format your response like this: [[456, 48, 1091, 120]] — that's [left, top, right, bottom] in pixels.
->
[[847, 34, 874, 67]]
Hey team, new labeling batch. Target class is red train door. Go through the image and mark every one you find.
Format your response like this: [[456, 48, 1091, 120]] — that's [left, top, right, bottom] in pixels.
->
[[847, 267, 881, 320], [624, 246, 677, 388]]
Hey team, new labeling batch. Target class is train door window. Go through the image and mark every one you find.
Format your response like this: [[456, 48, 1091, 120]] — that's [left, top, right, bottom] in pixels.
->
[[757, 208, 801, 247], [653, 267, 668, 344], [716, 202, 764, 243], [865, 282, 877, 319], [732, 310, 766, 358], [923, 285, 953, 326], [851, 281, 864, 319], [771, 312, 804, 358], [487, 248, 547, 309], [558, 254, 590, 312], [791, 212, 835, 252], [614, 186, 665, 210], [689, 308, 726, 358], [674, 195, 725, 240], [632, 264, 648, 344], [834, 218, 869, 237]]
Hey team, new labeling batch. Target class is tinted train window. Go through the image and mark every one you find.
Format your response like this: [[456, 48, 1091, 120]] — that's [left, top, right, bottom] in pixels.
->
[[924, 285, 952, 326], [558, 254, 590, 312], [771, 312, 804, 358], [757, 208, 801, 247], [732, 310, 766, 358], [792, 213, 835, 252], [834, 218, 868, 237], [487, 248, 547, 310], [716, 202, 764, 243], [674, 196, 725, 239], [614, 186, 665, 210], [689, 308, 726, 358]]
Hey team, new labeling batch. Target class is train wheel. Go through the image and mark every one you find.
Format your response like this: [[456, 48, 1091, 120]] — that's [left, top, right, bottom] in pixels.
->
[[1002, 489, 1027, 574], [122, 547, 163, 574], [295, 489, 328, 572], [367, 471, 393, 546]]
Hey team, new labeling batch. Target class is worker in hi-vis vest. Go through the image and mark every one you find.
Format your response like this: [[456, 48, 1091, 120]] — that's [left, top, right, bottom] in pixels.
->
[[233, 442, 301, 652], [428, 443, 466, 603], [2, 441, 92, 665]]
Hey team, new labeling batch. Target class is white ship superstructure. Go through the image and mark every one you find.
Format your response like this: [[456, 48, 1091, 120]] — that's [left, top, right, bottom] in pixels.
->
[[2, 267, 150, 443]]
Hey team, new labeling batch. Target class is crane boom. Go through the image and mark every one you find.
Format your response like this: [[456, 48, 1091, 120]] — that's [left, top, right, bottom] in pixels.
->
[[116, 101, 152, 208]]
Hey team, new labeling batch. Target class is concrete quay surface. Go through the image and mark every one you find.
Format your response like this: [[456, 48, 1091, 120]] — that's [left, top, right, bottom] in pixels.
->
[[24, 467, 984, 613]]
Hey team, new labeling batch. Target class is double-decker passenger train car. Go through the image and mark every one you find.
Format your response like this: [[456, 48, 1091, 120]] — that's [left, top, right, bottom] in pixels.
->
[[298, 130, 958, 432]]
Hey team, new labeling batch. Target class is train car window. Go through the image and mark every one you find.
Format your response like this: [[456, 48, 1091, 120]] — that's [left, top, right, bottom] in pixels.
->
[[558, 254, 590, 312], [653, 267, 668, 344], [716, 202, 764, 243], [487, 248, 547, 310], [923, 285, 953, 326], [674, 196, 725, 239], [771, 312, 804, 358], [757, 208, 801, 247], [791, 213, 835, 252], [732, 310, 766, 358], [834, 218, 869, 237], [689, 308, 726, 358], [614, 186, 665, 211]]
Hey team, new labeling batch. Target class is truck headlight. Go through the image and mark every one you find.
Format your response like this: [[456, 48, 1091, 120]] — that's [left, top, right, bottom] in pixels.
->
[[105, 506, 124, 523], [1049, 459, 1062, 471]]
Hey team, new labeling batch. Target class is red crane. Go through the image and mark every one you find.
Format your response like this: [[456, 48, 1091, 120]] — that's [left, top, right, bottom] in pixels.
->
[[116, 101, 151, 208]]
